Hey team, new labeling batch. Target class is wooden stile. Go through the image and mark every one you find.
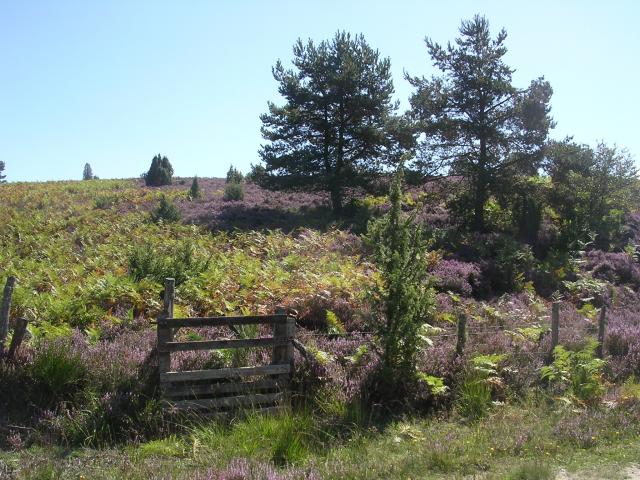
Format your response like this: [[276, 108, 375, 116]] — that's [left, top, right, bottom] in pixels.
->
[[159, 337, 289, 353], [156, 280, 295, 414], [156, 315, 287, 328], [169, 392, 284, 411], [160, 364, 291, 383], [163, 378, 287, 399]]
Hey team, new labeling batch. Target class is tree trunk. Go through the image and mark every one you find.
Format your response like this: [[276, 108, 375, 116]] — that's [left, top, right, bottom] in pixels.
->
[[472, 169, 488, 232], [331, 101, 346, 216], [473, 134, 488, 232], [330, 184, 343, 215]]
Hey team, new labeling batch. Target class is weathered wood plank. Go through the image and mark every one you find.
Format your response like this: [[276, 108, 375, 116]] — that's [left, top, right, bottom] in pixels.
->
[[160, 364, 291, 383], [157, 314, 287, 328], [7, 317, 28, 360], [157, 278, 175, 374], [159, 337, 290, 353], [163, 378, 287, 398], [547, 301, 560, 364], [255, 405, 288, 416], [167, 392, 283, 410], [168, 404, 288, 419]]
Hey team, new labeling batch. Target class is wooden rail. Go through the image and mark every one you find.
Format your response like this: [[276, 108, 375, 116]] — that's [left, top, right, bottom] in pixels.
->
[[157, 278, 295, 414]]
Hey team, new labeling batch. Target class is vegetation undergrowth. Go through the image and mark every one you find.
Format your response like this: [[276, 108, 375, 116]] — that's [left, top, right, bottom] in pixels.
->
[[2, 396, 640, 479]]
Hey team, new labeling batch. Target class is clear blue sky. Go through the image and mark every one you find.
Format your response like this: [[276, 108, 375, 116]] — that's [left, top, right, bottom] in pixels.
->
[[1, 0, 639, 182]]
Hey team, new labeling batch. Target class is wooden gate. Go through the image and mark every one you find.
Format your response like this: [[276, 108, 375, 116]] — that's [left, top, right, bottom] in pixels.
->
[[156, 279, 295, 414]]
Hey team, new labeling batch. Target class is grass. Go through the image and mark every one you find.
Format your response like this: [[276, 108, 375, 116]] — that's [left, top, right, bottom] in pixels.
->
[[506, 462, 554, 480], [2, 400, 639, 479]]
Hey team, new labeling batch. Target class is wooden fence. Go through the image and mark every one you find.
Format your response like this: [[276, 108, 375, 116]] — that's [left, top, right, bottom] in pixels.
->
[[156, 278, 295, 414], [1, 276, 29, 361], [454, 299, 608, 362]]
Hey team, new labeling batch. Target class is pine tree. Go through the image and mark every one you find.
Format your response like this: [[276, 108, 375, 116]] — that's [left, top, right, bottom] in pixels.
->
[[407, 15, 553, 231], [365, 165, 434, 382], [0, 161, 6, 183], [259, 31, 397, 214], [144, 154, 174, 186], [83, 163, 94, 180]]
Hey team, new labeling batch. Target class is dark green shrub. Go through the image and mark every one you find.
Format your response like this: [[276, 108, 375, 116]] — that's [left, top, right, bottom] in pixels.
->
[[150, 195, 180, 223], [511, 176, 548, 244], [144, 154, 173, 186], [365, 166, 435, 385], [28, 339, 89, 403], [226, 165, 244, 184], [481, 235, 534, 293], [189, 176, 202, 200], [224, 182, 245, 201], [343, 194, 387, 234]]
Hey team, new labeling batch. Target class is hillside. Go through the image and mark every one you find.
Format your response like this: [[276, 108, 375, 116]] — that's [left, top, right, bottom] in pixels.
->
[[1, 178, 640, 479]]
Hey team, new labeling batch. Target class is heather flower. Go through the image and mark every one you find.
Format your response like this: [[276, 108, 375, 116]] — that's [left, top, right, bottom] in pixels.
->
[[6, 430, 24, 451], [430, 259, 482, 297], [585, 250, 640, 288], [191, 458, 320, 480]]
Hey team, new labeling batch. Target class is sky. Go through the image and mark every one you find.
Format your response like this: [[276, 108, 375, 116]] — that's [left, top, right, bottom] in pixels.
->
[[1, 0, 639, 182]]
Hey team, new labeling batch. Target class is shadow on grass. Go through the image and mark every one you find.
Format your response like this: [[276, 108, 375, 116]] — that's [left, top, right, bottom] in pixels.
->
[[189, 204, 376, 234]]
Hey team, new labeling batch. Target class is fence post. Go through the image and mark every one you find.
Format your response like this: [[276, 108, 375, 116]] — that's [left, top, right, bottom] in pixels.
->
[[0, 276, 16, 356], [164, 277, 175, 320], [272, 307, 289, 365], [547, 301, 560, 363], [597, 304, 607, 358], [157, 278, 175, 377], [273, 307, 294, 407], [7, 318, 28, 360], [456, 313, 467, 356], [285, 316, 295, 368]]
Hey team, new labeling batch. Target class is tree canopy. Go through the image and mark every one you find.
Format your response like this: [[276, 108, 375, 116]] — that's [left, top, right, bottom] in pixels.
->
[[144, 154, 173, 187], [0, 161, 5, 183], [258, 31, 397, 213], [83, 163, 94, 180], [406, 15, 553, 231], [544, 139, 638, 249], [226, 165, 244, 184]]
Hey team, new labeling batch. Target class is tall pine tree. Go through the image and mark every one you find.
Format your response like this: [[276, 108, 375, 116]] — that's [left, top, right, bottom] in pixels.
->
[[259, 31, 397, 214], [407, 15, 553, 231], [0, 161, 6, 183]]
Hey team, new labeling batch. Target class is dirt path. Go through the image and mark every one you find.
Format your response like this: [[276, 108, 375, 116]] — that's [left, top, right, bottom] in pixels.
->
[[556, 465, 640, 479]]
